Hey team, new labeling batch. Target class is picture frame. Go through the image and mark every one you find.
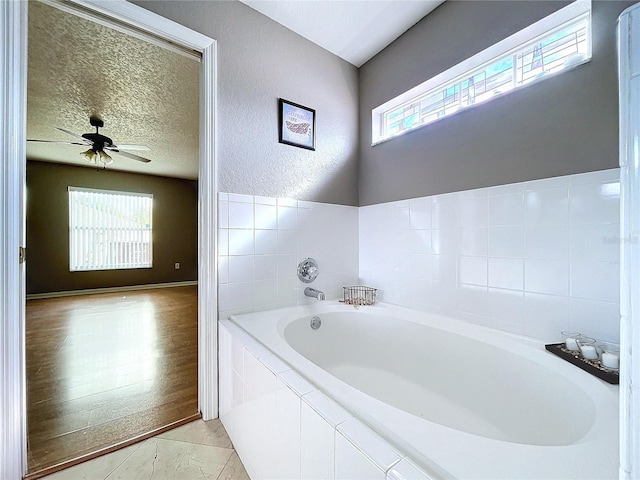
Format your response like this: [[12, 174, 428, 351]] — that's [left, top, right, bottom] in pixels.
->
[[278, 98, 316, 151]]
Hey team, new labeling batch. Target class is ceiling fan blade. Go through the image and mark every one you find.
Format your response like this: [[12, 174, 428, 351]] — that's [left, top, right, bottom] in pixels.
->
[[107, 148, 152, 163], [55, 127, 93, 144], [112, 144, 151, 151], [27, 139, 87, 146]]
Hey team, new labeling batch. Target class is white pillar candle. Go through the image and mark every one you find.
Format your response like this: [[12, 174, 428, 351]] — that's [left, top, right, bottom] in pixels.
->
[[602, 351, 620, 369], [565, 337, 580, 351], [580, 345, 598, 360]]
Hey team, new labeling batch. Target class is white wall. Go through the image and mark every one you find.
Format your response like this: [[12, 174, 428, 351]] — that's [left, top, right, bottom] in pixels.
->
[[218, 193, 359, 319], [359, 169, 621, 342]]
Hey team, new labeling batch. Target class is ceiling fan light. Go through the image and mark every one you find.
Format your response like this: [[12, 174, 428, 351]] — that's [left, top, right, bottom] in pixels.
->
[[98, 150, 113, 165], [80, 149, 96, 163]]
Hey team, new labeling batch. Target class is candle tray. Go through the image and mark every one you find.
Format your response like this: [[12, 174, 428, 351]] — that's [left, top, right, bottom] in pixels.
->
[[545, 343, 619, 384]]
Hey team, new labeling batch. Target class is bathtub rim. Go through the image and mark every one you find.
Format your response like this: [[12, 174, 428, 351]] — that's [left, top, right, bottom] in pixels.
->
[[226, 301, 619, 479]]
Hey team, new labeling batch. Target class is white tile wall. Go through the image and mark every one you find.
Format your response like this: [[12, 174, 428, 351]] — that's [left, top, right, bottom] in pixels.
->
[[301, 401, 336, 480], [336, 419, 402, 474], [220, 169, 620, 342], [359, 169, 621, 342], [275, 378, 302, 479], [335, 432, 386, 480], [219, 193, 359, 319]]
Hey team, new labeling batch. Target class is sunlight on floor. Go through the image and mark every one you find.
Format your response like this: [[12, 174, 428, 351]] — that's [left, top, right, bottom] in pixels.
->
[[64, 301, 158, 400]]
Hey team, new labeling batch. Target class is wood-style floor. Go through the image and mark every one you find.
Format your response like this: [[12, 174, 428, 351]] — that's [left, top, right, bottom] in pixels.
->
[[26, 285, 198, 475]]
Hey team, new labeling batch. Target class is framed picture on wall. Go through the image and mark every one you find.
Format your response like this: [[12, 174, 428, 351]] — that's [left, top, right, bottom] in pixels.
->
[[278, 98, 316, 151]]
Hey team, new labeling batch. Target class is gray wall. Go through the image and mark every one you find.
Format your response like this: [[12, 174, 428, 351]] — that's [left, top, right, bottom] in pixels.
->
[[26, 161, 198, 294], [131, 0, 359, 206], [359, 1, 634, 205]]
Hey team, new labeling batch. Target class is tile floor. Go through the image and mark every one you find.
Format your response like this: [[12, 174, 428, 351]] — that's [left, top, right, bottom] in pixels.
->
[[42, 419, 249, 480]]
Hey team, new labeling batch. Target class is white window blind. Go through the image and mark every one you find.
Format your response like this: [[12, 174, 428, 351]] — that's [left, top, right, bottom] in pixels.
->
[[69, 187, 153, 271]]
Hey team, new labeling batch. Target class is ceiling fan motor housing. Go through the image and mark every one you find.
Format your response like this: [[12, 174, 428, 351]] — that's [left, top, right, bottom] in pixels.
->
[[82, 132, 113, 152]]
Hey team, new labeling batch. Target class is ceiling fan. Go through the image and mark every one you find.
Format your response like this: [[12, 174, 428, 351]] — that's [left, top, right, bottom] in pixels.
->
[[27, 116, 152, 165]]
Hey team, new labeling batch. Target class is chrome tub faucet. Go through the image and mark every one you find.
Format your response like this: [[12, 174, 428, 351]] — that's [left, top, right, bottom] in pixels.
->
[[304, 287, 325, 300]]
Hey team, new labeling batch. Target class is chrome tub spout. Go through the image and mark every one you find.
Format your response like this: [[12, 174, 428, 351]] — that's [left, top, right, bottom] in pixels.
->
[[304, 287, 325, 300]]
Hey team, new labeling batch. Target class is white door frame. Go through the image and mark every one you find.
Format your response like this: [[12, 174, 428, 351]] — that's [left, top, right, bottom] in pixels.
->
[[0, 1, 217, 478], [0, 1, 28, 478]]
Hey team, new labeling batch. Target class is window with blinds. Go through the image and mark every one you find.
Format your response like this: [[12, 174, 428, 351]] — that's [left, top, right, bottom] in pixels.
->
[[372, 0, 591, 145], [68, 187, 153, 271]]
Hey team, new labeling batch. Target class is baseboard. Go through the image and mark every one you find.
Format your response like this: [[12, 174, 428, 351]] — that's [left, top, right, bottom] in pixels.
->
[[26, 280, 198, 300]]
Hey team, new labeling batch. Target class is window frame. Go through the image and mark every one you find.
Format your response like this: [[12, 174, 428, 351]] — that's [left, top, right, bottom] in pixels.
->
[[372, 0, 591, 146], [68, 186, 154, 272]]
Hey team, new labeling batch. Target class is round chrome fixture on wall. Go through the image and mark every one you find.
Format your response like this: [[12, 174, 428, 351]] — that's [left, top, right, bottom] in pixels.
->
[[297, 258, 319, 283]]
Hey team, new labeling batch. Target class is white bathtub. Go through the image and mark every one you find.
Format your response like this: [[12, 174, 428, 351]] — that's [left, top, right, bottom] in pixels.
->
[[223, 302, 618, 479]]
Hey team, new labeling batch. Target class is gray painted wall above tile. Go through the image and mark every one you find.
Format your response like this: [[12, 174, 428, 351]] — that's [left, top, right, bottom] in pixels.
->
[[131, 0, 359, 206], [359, 1, 635, 205]]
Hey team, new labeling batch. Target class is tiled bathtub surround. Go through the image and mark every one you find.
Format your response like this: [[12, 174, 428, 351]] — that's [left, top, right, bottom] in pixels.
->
[[359, 169, 621, 342], [218, 193, 359, 319], [220, 169, 620, 341]]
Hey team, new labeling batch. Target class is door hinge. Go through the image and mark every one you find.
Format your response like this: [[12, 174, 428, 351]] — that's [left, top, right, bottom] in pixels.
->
[[19, 246, 26, 264]]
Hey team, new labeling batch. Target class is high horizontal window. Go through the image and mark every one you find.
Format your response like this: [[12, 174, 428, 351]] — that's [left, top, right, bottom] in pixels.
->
[[372, 0, 591, 145], [69, 187, 153, 271]]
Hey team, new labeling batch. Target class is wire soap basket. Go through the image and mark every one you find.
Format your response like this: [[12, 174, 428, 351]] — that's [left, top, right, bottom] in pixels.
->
[[341, 285, 377, 307]]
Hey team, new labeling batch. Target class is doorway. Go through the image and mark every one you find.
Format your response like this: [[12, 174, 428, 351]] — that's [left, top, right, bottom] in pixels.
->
[[24, 1, 205, 475], [0, 1, 217, 478]]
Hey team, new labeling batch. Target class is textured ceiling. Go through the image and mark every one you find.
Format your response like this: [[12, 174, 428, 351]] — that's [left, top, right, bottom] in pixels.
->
[[26, 1, 200, 179]]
